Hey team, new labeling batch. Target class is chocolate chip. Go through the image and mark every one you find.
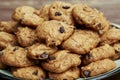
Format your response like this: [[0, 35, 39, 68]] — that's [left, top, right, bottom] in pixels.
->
[[115, 50, 119, 54], [40, 52, 48, 59], [0, 47, 4, 51], [59, 27, 65, 33], [53, 7, 55, 9], [83, 70, 90, 77], [55, 12, 62, 16], [88, 53, 92, 58], [63, 79, 67, 80], [0, 51, 3, 56], [13, 47, 19, 51], [97, 23, 101, 28], [48, 55, 55, 60], [32, 70, 38, 76], [39, 75, 44, 80], [62, 6, 70, 9]]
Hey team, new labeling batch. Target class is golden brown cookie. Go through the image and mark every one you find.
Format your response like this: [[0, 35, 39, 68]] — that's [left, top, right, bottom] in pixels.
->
[[36, 20, 74, 46], [28, 43, 57, 60], [41, 50, 81, 73], [100, 27, 120, 45], [48, 67, 80, 80], [16, 27, 38, 47], [49, 1, 74, 25], [0, 32, 18, 48], [21, 13, 44, 27], [62, 30, 100, 54], [12, 66, 46, 80], [81, 59, 116, 77], [0, 21, 18, 33], [83, 44, 115, 65], [0, 45, 34, 67], [12, 6, 44, 28], [73, 4, 110, 34]]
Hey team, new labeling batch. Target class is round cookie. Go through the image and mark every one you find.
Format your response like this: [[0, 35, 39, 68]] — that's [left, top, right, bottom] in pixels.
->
[[12, 6, 44, 28], [49, 1, 74, 25], [39, 5, 50, 21], [0, 45, 34, 67], [49, 67, 80, 80], [81, 59, 116, 77], [12, 66, 46, 80], [28, 43, 57, 60], [83, 44, 115, 65], [100, 27, 120, 45], [62, 30, 100, 54], [0, 21, 18, 33], [16, 27, 38, 47], [36, 20, 75, 46], [0, 32, 18, 48], [73, 4, 110, 34], [12, 6, 36, 21], [41, 50, 81, 73]]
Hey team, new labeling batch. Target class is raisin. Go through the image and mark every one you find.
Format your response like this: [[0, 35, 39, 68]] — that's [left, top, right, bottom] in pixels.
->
[[32, 70, 38, 76], [62, 6, 70, 9], [59, 26, 65, 33], [48, 55, 55, 60], [13, 47, 19, 51], [55, 12, 62, 16]]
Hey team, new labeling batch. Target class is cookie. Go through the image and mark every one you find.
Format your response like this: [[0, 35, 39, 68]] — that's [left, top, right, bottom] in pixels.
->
[[39, 5, 50, 21], [28, 43, 57, 60], [73, 4, 110, 34], [12, 6, 44, 28], [83, 44, 115, 65], [21, 13, 44, 27], [81, 59, 116, 77], [0, 45, 34, 67], [16, 27, 38, 47], [62, 30, 100, 54], [0, 21, 18, 33], [41, 50, 81, 73], [36, 20, 74, 46], [100, 27, 120, 45], [111, 43, 120, 60], [12, 66, 46, 80], [49, 1, 74, 25], [0, 32, 18, 48], [48, 67, 80, 80]]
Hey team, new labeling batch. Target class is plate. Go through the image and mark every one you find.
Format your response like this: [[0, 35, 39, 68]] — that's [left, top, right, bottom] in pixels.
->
[[0, 23, 120, 80]]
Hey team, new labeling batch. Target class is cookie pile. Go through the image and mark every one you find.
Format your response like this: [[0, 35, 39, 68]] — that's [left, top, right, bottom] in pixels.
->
[[0, 1, 120, 80]]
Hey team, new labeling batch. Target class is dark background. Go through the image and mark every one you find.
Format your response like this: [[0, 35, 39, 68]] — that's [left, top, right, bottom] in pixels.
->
[[0, 0, 120, 80]]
